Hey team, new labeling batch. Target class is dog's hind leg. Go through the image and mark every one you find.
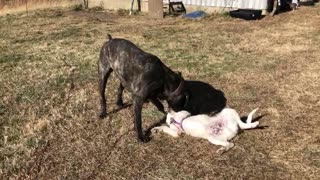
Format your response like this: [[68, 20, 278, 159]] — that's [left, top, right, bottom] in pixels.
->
[[246, 108, 259, 123], [98, 62, 112, 119], [116, 83, 124, 107], [208, 137, 234, 154], [237, 108, 259, 129]]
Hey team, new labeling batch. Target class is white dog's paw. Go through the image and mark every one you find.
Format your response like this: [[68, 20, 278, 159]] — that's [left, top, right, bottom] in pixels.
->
[[252, 121, 259, 128], [151, 127, 162, 134], [226, 143, 235, 150], [216, 147, 226, 154], [216, 143, 234, 154]]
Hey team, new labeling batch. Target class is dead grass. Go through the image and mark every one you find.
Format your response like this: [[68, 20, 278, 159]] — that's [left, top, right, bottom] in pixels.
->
[[1, 4, 320, 179]]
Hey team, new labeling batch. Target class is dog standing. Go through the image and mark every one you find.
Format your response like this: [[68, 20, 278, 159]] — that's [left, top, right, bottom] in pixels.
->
[[98, 34, 189, 142], [152, 108, 259, 153]]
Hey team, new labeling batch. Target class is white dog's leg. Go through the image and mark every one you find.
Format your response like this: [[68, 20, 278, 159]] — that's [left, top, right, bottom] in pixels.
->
[[240, 121, 259, 130], [208, 137, 234, 154], [237, 108, 260, 129], [216, 143, 234, 154], [151, 126, 165, 133], [163, 127, 180, 137], [152, 126, 180, 137]]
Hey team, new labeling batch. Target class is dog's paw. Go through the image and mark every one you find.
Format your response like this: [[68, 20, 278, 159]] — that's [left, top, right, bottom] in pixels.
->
[[216, 147, 226, 155], [137, 135, 151, 143], [116, 99, 124, 107], [98, 111, 107, 119], [151, 127, 161, 134], [216, 143, 234, 154]]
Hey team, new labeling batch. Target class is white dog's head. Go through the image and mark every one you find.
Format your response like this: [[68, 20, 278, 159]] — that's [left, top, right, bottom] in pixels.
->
[[166, 110, 191, 125]]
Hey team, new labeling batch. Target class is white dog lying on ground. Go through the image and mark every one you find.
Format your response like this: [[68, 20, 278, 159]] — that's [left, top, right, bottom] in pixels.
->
[[152, 108, 259, 153]]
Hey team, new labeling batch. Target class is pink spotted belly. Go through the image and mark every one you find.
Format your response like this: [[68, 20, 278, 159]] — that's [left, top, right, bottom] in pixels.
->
[[208, 119, 226, 136]]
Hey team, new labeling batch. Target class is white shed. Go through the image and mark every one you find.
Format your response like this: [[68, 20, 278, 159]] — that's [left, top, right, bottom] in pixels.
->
[[89, 0, 270, 12], [172, 0, 268, 10]]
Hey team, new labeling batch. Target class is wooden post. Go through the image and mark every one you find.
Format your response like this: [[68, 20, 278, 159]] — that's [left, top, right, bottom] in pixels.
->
[[148, 0, 163, 19], [26, 0, 28, 16]]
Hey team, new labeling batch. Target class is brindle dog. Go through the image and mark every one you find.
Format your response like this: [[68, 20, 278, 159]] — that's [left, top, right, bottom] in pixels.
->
[[98, 34, 188, 142]]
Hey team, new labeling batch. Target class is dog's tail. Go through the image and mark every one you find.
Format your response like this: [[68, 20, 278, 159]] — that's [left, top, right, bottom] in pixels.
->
[[237, 108, 259, 130], [107, 34, 112, 41]]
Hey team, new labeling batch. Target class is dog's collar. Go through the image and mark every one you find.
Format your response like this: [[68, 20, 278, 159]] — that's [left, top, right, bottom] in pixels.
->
[[169, 79, 185, 100], [170, 115, 190, 132]]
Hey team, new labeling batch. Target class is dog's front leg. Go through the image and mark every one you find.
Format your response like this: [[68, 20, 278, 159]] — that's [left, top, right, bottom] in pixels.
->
[[151, 125, 180, 137], [152, 125, 180, 137], [163, 126, 180, 137], [133, 96, 150, 143], [150, 97, 165, 114], [151, 126, 165, 133]]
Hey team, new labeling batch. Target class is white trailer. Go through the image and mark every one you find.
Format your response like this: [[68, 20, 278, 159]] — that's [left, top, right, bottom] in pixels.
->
[[174, 0, 269, 10]]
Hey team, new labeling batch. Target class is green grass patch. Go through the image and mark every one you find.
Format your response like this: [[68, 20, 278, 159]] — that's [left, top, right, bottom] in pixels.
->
[[15, 87, 35, 103], [0, 54, 23, 64], [47, 26, 82, 40]]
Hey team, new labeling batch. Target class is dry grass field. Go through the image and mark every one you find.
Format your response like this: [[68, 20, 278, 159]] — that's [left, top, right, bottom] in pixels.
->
[[1, 4, 320, 179]]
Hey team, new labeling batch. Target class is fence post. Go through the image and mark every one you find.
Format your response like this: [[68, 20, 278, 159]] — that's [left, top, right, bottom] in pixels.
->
[[25, 0, 28, 16], [148, 0, 163, 19]]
